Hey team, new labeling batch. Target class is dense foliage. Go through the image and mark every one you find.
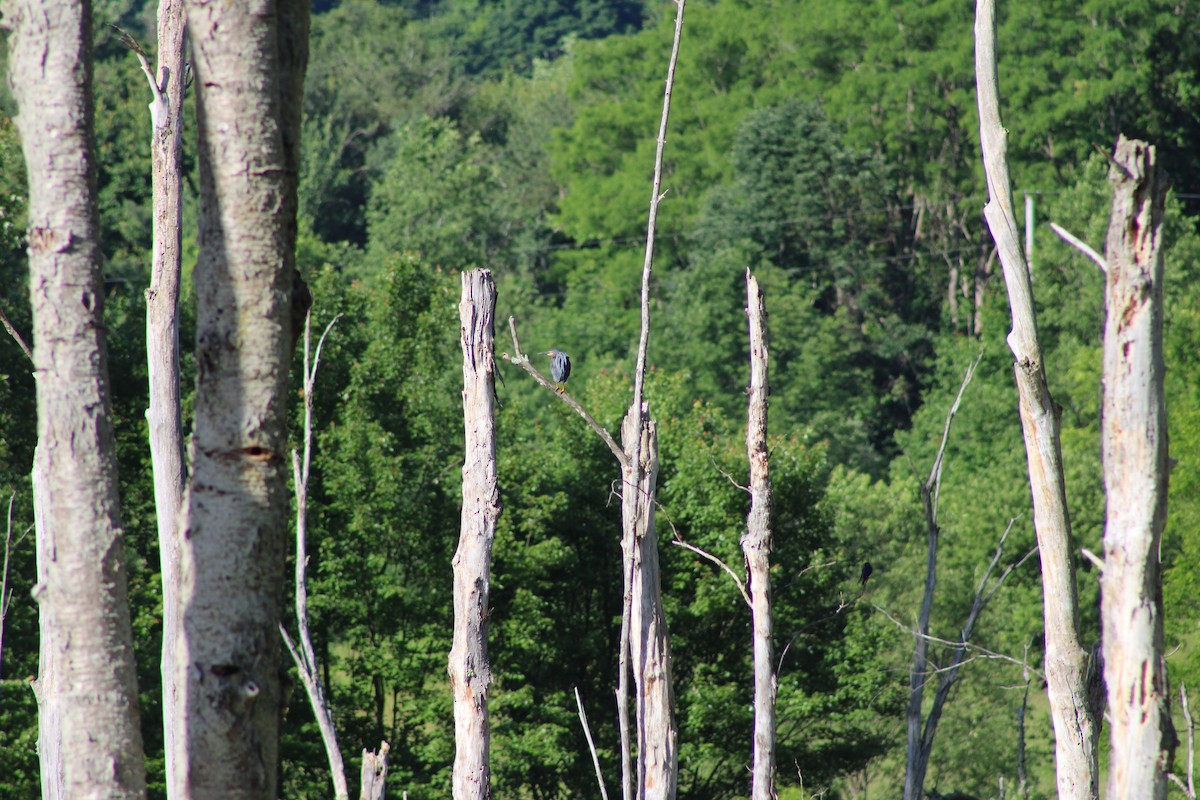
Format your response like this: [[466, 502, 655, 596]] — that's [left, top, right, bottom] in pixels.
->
[[1, 0, 1199, 798]]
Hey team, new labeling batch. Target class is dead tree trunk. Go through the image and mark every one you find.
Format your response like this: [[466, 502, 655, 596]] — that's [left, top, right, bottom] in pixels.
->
[[742, 269, 776, 800], [974, 2, 1099, 797], [450, 269, 500, 800], [622, 409, 677, 800], [174, 0, 309, 795], [4, 1, 148, 796], [360, 743, 390, 800], [118, 0, 189, 784], [1101, 136, 1173, 799]]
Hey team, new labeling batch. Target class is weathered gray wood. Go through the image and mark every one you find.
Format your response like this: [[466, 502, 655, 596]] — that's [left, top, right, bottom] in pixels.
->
[[1101, 135, 1172, 799], [450, 269, 500, 800], [127, 0, 189, 785], [623, 408, 677, 800], [742, 269, 777, 800], [360, 743, 390, 800], [175, 0, 309, 795], [4, 0, 147, 795], [973, 2, 1099, 797], [281, 313, 349, 800]]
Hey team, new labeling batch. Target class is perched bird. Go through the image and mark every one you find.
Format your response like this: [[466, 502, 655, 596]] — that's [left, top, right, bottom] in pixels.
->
[[542, 349, 571, 393], [859, 561, 873, 587]]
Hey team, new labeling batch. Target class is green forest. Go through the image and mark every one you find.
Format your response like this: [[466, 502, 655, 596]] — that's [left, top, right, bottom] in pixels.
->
[[2, 0, 1200, 797]]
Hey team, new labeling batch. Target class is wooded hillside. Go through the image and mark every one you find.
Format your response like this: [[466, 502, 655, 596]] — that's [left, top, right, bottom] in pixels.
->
[[1, 0, 1198, 797]]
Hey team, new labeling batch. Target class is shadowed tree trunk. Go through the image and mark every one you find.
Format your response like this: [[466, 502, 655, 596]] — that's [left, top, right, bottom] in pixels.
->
[[174, 0, 310, 796], [4, 0, 147, 796], [1101, 135, 1173, 799]]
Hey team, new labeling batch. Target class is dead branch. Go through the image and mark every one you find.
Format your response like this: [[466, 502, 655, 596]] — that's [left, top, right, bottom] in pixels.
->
[[670, 537, 751, 608], [575, 687, 610, 800], [1048, 222, 1107, 273], [0, 304, 33, 364], [500, 316, 628, 469]]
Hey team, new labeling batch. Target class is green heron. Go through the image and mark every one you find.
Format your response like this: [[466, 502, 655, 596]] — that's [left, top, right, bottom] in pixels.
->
[[542, 349, 571, 393]]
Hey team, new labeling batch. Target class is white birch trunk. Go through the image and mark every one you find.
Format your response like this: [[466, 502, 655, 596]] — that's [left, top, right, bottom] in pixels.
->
[[623, 408, 677, 800], [175, 1, 309, 796], [742, 269, 777, 800], [1101, 135, 1172, 799], [139, 0, 189, 785], [450, 269, 500, 800], [974, 2, 1099, 797], [5, 0, 147, 795]]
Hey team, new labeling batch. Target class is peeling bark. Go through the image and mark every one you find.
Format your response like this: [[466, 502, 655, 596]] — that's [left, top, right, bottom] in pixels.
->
[[623, 408, 677, 800], [743, 269, 777, 800], [1101, 136, 1172, 799], [450, 269, 500, 800]]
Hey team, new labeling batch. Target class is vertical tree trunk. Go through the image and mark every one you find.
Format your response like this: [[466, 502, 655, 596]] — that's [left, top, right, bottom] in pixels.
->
[[175, 1, 309, 796], [742, 269, 777, 800], [4, 1, 148, 796], [360, 743, 390, 800], [623, 408, 677, 800], [141, 0, 188, 785], [903, 480, 938, 800], [450, 269, 500, 800], [1101, 136, 1172, 799], [281, 312, 350, 800], [974, 2, 1099, 797]]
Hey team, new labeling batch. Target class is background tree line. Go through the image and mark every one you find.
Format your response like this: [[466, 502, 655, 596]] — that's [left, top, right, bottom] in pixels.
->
[[0, 0, 1198, 797]]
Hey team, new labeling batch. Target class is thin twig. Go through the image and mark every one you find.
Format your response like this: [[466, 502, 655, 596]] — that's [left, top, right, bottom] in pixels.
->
[[0, 493, 17, 670], [926, 352, 984, 514], [671, 538, 751, 608], [500, 316, 628, 469], [0, 305, 33, 364], [575, 686, 610, 800], [1049, 222, 1107, 273], [872, 604, 1043, 678]]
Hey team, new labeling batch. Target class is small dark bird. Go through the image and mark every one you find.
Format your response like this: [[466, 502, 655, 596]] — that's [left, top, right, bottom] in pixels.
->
[[542, 349, 571, 393], [860, 561, 873, 587]]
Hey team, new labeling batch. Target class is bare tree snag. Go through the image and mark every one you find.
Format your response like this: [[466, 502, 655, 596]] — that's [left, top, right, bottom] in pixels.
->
[[175, 0, 310, 796], [115, 0, 190, 784], [974, 2, 1099, 797], [904, 355, 979, 800], [4, 1, 149, 796], [742, 269, 776, 800], [621, 4, 685, 797], [1100, 135, 1172, 799], [360, 743, 391, 800], [281, 311, 349, 800], [622, 408, 677, 800], [450, 269, 500, 800]]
